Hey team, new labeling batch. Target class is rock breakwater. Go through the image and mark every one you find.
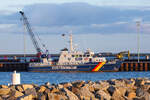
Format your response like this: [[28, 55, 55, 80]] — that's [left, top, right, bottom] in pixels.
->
[[0, 78, 150, 100]]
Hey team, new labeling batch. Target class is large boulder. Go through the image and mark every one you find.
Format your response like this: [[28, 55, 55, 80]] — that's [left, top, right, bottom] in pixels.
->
[[37, 92, 46, 100], [125, 91, 136, 99], [47, 93, 67, 100], [45, 82, 50, 88], [91, 83, 101, 91], [57, 84, 64, 89], [125, 79, 135, 85], [62, 82, 72, 88], [9, 90, 24, 98], [107, 86, 116, 96], [95, 90, 111, 100], [78, 85, 95, 99], [111, 88, 125, 100], [1, 94, 10, 99], [91, 81, 110, 92], [144, 80, 150, 85], [24, 88, 37, 99], [38, 94, 47, 100], [21, 84, 34, 91], [135, 79, 145, 87], [72, 81, 85, 88], [0, 85, 8, 89], [17, 94, 33, 100], [0, 88, 10, 95], [143, 92, 150, 100], [71, 87, 80, 95], [99, 81, 110, 91], [37, 85, 46, 93], [114, 79, 126, 87], [136, 87, 145, 97], [0, 97, 3, 100], [116, 86, 127, 96], [6, 96, 16, 100], [50, 87, 60, 93], [147, 87, 150, 94], [16, 85, 24, 92], [64, 88, 79, 100], [133, 94, 150, 100], [107, 80, 115, 85], [44, 88, 51, 94], [9, 85, 16, 91], [128, 92, 136, 99]]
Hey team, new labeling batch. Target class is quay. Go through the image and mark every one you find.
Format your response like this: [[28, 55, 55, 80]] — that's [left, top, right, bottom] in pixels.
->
[[0, 62, 28, 72], [119, 59, 150, 71], [0, 54, 150, 72]]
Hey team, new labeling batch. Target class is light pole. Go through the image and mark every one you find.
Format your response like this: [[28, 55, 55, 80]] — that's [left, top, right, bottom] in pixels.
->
[[136, 21, 140, 63], [23, 22, 26, 62]]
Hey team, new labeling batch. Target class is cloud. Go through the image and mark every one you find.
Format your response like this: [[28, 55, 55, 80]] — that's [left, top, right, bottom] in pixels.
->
[[0, 2, 150, 35], [0, 24, 22, 34]]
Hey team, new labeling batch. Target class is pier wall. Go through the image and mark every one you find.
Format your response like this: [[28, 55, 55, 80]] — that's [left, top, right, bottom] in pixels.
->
[[0, 59, 150, 72], [0, 62, 28, 72], [119, 61, 150, 71]]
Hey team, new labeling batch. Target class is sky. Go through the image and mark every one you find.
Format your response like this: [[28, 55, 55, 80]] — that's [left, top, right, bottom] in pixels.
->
[[0, 0, 150, 54]]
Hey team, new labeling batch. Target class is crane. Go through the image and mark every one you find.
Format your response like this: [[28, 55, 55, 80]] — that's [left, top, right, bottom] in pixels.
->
[[19, 11, 47, 58]]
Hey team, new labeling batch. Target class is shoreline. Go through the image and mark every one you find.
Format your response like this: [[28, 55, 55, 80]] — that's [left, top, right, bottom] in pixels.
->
[[0, 78, 150, 100]]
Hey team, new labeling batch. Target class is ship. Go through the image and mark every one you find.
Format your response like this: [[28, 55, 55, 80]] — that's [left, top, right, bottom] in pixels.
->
[[19, 11, 121, 72], [28, 34, 122, 72]]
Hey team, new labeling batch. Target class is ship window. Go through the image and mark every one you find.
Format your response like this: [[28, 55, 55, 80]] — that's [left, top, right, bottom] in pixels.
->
[[79, 55, 82, 57], [86, 55, 90, 57], [72, 55, 75, 57], [68, 58, 71, 61], [75, 55, 78, 58], [75, 58, 82, 61], [89, 58, 92, 62]]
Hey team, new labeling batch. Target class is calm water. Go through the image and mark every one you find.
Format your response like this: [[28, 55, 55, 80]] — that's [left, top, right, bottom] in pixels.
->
[[0, 72, 150, 85]]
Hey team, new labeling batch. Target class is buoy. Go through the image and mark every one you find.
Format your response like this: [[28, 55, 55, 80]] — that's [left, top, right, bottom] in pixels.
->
[[11, 70, 20, 85]]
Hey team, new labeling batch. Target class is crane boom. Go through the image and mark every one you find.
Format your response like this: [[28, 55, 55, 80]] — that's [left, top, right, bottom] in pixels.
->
[[19, 11, 42, 54]]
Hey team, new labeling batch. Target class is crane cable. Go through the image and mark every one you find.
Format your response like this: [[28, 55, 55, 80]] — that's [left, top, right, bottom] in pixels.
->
[[36, 33, 49, 55]]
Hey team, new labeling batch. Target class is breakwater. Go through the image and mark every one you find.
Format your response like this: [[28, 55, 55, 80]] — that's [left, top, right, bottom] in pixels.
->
[[0, 78, 150, 100]]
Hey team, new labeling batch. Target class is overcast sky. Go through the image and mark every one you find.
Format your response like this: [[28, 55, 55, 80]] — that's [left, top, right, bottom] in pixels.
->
[[0, 0, 150, 54]]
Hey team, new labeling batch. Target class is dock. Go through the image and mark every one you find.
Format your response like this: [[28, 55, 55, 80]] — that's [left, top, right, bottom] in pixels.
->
[[119, 59, 150, 71], [0, 54, 150, 72]]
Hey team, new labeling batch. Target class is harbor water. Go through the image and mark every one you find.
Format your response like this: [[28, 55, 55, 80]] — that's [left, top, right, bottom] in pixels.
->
[[0, 72, 150, 85]]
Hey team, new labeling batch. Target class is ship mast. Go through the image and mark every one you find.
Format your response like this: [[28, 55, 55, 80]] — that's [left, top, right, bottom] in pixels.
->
[[69, 34, 73, 52]]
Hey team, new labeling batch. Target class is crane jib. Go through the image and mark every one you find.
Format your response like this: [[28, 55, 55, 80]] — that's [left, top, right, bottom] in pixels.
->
[[19, 11, 48, 58]]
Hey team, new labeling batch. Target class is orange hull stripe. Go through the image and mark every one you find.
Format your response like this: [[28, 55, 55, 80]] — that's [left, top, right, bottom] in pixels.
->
[[92, 62, 106, 72]]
